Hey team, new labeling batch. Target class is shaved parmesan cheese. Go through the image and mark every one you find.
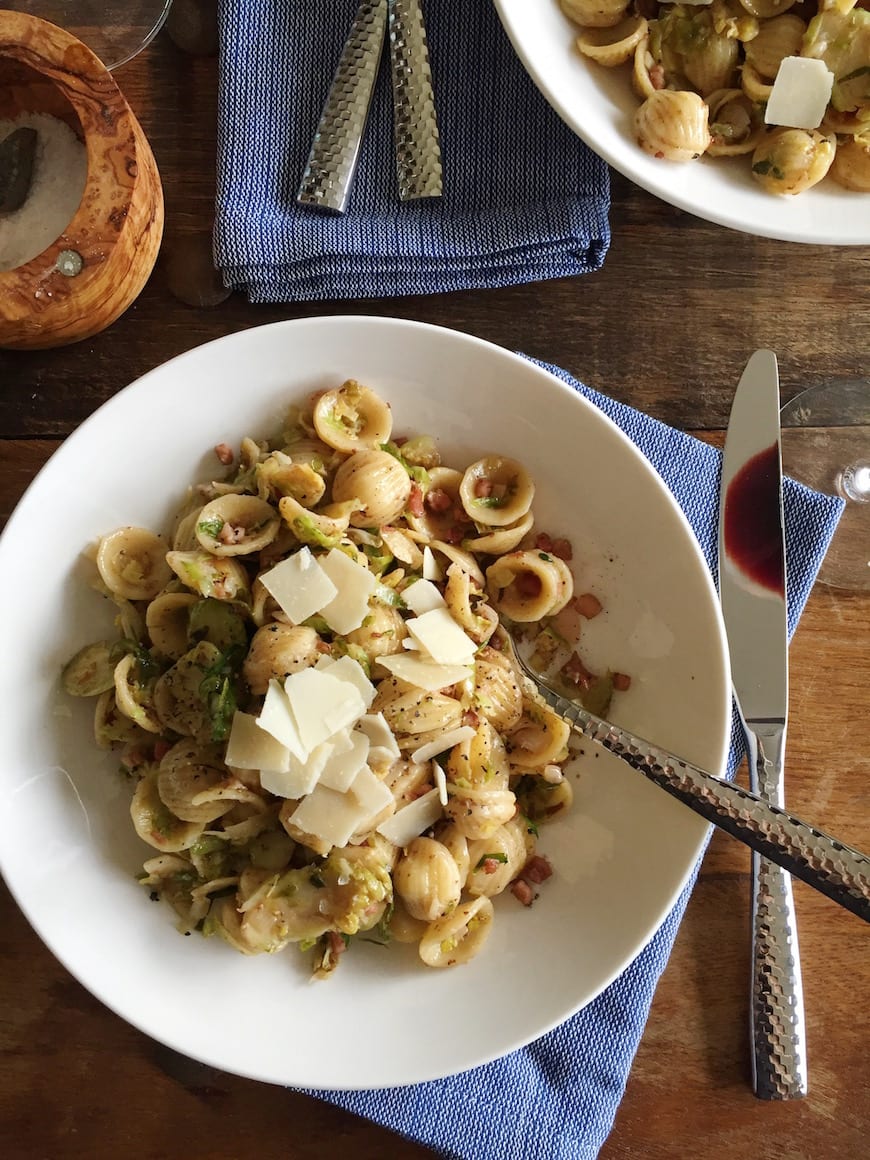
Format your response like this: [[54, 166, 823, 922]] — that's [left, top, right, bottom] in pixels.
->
[[355, 712, 401, 771], [406, 606, 477, 664], [377, 788, 442, 848], [284, 666, 367, 752], [349, 764, 394, 824], [286, 783, 367, 849], [422, 546, 443, 582], [224, 711, 291, 773], [258, 547, 337, 624], [317, 729, 370, 792], [256, 680, 309, 762], [378, 652, 473, 691], [259, 744, 329, 799], [319, 653, 376, 708], [433, 761, 448, 807], [402, 578, 446, 615], [318, 548, 377, 634], [410, 725, 476, 765], [765, 57, 834, 131]]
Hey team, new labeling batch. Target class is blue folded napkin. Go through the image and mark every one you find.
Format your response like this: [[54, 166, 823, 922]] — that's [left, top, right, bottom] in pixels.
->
[[311, 360, 845, 1160], [213, 1, 610, 303]]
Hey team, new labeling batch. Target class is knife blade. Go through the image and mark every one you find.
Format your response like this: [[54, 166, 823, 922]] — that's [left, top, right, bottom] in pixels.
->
[[718, 349, 808, 1100]]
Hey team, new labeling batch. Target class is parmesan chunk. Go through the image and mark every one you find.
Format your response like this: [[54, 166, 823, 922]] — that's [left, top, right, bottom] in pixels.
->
[[349, 764, 394, 827], [402, 578, 446, 615], [433, 761, 448, 807], [355, 712, 401, 771], [286, 783, 367, 849], [283, 666, 367, 752], [406, 606, 477, 664], [317, 729, 370, 792], [224, 710, 291, 773], [376, 788, 443, 848], [422, 546, 443, 582], [258, 547, 337, 624], [319, 653, 376, 708], [410, 725, 476, 765], [318, 548, 377, 634], [259, 743, 331, 799], [256, 679, 309, 762], [378, 652, 473, 691], [765, 57, 834, 131]]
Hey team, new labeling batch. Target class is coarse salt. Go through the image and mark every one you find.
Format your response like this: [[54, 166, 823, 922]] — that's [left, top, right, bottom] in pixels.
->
[[0, 113, 88, 273]]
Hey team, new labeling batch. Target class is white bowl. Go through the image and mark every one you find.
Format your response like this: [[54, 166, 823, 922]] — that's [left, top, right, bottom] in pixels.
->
[[0, 316, 731, 1088], [494, 0, 870, 246]]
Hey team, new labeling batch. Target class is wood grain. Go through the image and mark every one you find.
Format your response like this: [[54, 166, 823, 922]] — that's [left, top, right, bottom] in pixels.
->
[[0, 21, 868, 1160], [0, 13, 164, 350]]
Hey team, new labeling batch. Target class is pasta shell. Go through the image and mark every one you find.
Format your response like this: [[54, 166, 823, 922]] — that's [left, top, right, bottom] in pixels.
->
[[347, 604, 408, 665], [405, 466, 468, 543], [114, 653, 162, 734], [751, 127, 836, 195], [157, 760, 256, 824], [507, 697, 572, 769], [166, 550, 251, 603], [96, 526, 172, 601], [739, 0, 796, 17], [394, 837, 463, 922], [486, 549, 573, 622], [742, 14, 806, 80], [146, 591, 199, 660], [463, 511, 535, 555], [443, 563, 498, 646], [153, 640, 222, 740], [830, 134, 870, 192], [459, 456, 535, 528], [707, 89, 765, 157], [242, 623, 321, 695], [635, 89, 712, 161], [331, 449, 412, 528], [465, 817, 533, 899], [194, 495, 280, 558], [576, 15, 648, 68], [256, 452, 326, 507], [130, 770, 204, 852], [473, 645, 524, 734], [560, 0, 630, 29], [313, 380, 393, 452], [418, 896, 494, 968]]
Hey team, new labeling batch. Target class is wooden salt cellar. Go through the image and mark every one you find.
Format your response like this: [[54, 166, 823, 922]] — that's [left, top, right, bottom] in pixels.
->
[[0, 13, 164, 349]]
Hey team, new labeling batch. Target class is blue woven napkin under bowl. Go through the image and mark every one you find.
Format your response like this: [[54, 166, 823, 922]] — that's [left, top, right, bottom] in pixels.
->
[[213, 1, 611, 302], [308, 359, 844, 1160]]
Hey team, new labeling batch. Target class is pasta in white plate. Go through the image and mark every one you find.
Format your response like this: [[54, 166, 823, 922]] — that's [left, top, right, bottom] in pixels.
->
[[560, 0, 870, 196], [62, 382, 630, 977]]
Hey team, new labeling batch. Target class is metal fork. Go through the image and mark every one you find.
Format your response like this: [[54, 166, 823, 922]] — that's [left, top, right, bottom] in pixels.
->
[[501, 630, 870, 922]]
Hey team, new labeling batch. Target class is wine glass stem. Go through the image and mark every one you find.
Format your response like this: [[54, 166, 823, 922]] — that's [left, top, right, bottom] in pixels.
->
[[839, 461, 870, 505]]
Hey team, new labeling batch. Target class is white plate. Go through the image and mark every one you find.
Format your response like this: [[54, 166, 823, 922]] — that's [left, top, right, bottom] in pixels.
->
[[494, 0, 870, 246], [0, 317, 731, 1089]]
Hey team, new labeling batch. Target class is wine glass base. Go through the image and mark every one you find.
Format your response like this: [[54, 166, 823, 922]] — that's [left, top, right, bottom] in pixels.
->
[[780, 380, 870, 592]]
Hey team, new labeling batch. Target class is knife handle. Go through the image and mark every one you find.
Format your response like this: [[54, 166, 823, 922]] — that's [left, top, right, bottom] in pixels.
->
[[513, 661, 870, 922], [296, 0, 388, 214], [745, 725, 809, 1099]]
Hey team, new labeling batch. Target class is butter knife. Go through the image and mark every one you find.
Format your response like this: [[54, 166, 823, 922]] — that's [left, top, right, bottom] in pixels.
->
[[718, 349, 808, 1100], [387, 0, 443, 200], [297, 0, 388, 214]]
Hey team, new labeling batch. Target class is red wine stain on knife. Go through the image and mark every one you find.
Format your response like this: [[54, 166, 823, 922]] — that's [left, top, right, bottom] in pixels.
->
[[724, 443, 785, 595]]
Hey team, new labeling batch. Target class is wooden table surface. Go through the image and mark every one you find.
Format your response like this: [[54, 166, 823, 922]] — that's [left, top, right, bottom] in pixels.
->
[[1, 13, 868, 1159]]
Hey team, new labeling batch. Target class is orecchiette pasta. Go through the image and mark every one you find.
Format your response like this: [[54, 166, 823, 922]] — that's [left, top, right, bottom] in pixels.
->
[[561, 0, 870, 197], [64, 381, 629, 978]]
